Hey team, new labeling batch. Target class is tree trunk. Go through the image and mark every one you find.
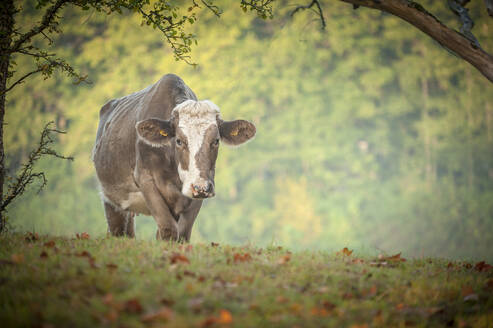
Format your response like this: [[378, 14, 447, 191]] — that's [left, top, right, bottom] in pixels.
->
[[0, 0, 15, 232]]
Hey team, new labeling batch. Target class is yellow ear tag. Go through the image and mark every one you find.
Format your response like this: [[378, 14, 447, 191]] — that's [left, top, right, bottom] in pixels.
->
[[230, 129, 239, 136], [159, 130, 168, 137]]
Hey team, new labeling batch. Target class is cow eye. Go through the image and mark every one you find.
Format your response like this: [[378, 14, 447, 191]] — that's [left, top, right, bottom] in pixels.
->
[[176, 138, 182, 146], [213, 138, 219, 146]]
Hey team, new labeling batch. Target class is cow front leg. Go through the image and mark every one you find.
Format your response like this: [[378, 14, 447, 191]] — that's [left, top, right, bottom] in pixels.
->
[[178, 200, 202, 242], [140, 183, 178, 241], [104, 201, 134, 237]]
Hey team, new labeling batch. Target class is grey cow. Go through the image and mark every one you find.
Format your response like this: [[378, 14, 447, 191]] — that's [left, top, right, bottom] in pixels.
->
[[92, 74, 256, 241]]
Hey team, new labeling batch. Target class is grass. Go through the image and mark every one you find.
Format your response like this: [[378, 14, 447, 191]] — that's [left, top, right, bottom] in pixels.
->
[[0, 233, 492, 327]]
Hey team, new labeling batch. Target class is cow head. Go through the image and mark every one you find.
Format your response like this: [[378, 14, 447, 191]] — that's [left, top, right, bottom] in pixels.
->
[[136, 100, 256, 199]]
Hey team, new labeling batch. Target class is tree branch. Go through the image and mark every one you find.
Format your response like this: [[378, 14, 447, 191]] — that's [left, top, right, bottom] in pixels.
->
[[9, 0, 69, 53], [240, 0, 275, 19], [448, 0, 480, 48], [2, 67, 43, 95], [339, 0, 493, 83], [1, 122, 73, 213], [486, 0, 493, 17], [291, 0, 327, 29]]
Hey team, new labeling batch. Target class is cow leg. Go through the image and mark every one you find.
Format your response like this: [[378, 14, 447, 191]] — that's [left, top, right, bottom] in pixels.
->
[[104, 201, 129, 237], [126, 214, 135, 238], [178, 200, 202, 242], [140, 183, 178, 241]]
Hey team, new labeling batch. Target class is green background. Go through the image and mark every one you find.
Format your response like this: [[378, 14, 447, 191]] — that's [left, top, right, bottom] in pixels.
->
[[5, 1, 493, 260]]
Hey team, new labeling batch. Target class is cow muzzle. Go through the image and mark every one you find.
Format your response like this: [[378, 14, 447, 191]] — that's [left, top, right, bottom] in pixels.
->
[[191, 180, 215, 199]]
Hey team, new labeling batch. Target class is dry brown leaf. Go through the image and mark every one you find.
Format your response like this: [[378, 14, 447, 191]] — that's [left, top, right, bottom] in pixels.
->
[[474, 261, 492, 272], [277, 254, 291, 265], [104, 309, 119, 322], [461, 285, 475, 298], [141, 306, 173, 322], [276, 296, 288, 304], [337, 247, 353, 256], [310, 307, 330, 317], [124, 298, 143, 314], [160, 298, 175, 307], [103, 293, 114, 305], [76, 232, 90, 240], [11, 254, 24, 264], [233, 253, 252, 263], [211, 242, 220, 247], [289, 303, 302, 314], [170, 253, 190, 264], [106, 263, 118, 270], [44, 240, 56, 248], [216, 309, 233, 324], [380, 253, 406, 262], [40, 251, 48, 259], [25, 232, 39, 242], [201, 316, 217, 327]]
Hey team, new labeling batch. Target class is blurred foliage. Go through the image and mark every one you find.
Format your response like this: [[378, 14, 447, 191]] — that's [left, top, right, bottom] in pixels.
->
[[4, 0, 493, 260]]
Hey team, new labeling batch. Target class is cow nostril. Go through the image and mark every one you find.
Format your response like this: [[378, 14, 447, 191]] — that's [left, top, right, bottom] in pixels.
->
[[206, 182, 213, 193]]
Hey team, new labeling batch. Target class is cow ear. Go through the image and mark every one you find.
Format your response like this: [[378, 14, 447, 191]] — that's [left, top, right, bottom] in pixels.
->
[[136, 118, 175, 147], [219, 119, 256, 146]]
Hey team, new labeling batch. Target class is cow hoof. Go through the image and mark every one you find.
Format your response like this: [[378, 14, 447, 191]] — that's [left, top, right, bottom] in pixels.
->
[[156, 227, 179, 241]]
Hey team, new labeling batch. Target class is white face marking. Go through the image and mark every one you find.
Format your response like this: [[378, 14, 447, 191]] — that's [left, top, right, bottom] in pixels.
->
[[172, 100, 220, 197]]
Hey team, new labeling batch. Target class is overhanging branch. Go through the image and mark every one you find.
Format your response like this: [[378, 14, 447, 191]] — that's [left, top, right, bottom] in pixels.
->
[[339, 0, 493, 83], [291, 0, 327, 29], [9, 0, 69, 53]]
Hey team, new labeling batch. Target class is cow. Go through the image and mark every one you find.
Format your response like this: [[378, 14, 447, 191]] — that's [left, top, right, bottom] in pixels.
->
[[92, 74, 256, 241]]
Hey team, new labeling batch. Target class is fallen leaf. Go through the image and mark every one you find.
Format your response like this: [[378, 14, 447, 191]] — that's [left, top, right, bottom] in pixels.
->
[[76, 232, 90, 240], [40, 251, 48, 259], [170, 253, 190, 264], [11, 254, 24, 264], [201, 316, 216, 327], [76, 250, 92, 258], [310, 307, 329, 317], [160, 298, 175, 307], [141, 306, 173, 322], [216, 309, 233, 324], [187, 297, 204, 313], [352, 258, 365, 264], [124, 298, 143, 314], [103, 293, 114, 305], [44, 240, 55, 248], [277, 254, 291, 265], [396, 303, 405, 310], [474, 261, 492, 272], [25, 232, 39, 242], [289, 303, 303, 314], [447, 262, 454, 269], [381, 253, 406, 262], [233, 253, 252, 263], [211, 242, 219, 247], [104, 309, 118, 322], [321, 300, 336, 311], [106, 263, 118, 270], [462, 262, 472, 269], [276, 296, 288, 304], [339, 247, 353, 256], [461, 285, 477, 301]]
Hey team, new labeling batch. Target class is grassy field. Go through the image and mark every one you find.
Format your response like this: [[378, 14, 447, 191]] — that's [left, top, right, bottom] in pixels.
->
[[0, 233, 492, 327]]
